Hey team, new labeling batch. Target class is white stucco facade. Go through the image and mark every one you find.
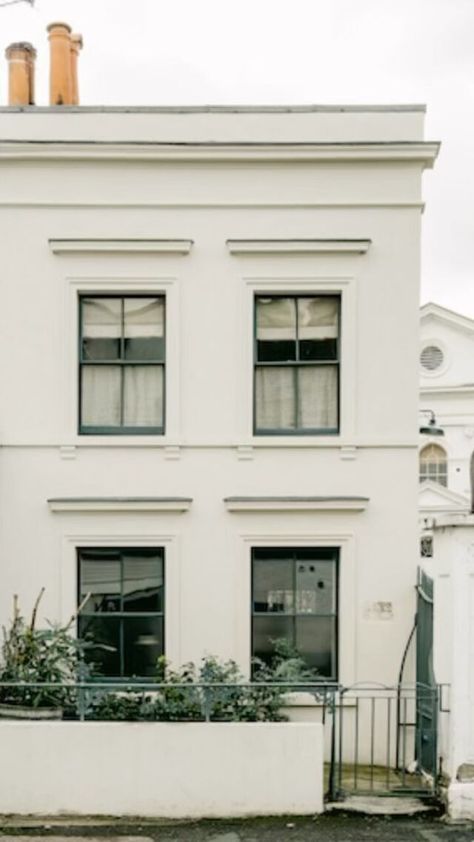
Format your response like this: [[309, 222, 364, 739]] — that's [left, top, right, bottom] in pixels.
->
[[0, 105, 437, 692], [419, 303, 474, 525]]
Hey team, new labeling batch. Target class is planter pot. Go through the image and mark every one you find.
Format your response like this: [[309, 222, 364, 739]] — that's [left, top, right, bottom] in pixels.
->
[[0, 702, 62, 720]]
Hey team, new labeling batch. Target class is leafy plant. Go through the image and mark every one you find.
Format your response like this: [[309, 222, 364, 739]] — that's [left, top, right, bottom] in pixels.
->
[[0, 590, 86, 709], [86, 641, 318, 722], [253, 637, 320, 684]]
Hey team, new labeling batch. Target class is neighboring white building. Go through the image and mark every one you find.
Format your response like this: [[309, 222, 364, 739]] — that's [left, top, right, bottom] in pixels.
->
[[419, 303, 474, 534]]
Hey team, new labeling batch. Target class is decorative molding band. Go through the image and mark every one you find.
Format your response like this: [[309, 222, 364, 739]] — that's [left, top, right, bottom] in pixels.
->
[[224, 496, 369, 512], [48, 238, 193, 255], [0, 201, 426, 210], [227, 238, 371, 255], [48, 496, 193, 513], [0, 141, 440, 166]]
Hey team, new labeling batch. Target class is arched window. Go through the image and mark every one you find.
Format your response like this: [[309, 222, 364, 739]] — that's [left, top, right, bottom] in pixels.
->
[[419, 444, 448, 487]]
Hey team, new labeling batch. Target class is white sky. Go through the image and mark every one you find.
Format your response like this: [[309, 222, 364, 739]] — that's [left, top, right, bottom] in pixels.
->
[[1, 0, 473, 318]]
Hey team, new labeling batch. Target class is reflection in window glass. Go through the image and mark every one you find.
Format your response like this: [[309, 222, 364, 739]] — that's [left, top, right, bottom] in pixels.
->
[[252, 547, 338, 680], [77, 547, 164, 678]]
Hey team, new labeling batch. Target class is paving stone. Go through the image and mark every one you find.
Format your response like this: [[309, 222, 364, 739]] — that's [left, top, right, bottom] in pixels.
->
[[326, 796, 433, 816], [206, 834, 241, 842]]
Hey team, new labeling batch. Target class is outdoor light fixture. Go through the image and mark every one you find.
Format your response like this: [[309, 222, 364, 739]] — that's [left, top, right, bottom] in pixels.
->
[[419, 409, 444, 437]]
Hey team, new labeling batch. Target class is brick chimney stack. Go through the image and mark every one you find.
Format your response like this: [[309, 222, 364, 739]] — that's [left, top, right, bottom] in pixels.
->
[[69, 33, 83, 106], [47, 22, 74, 105], [5, 42, 36, 106]]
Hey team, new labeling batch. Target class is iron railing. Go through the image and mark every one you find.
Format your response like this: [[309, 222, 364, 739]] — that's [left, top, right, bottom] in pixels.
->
[[0, 680, 439, 801]]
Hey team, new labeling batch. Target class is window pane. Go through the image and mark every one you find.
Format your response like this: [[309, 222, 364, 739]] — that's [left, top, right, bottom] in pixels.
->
[[123, 551, 164, 613], [297, 365, 338, 430], [82, 298, 121, 360], [255, 366, 295, 430], [296, 616, 337, 677], [256, 298, 296, 362], [252, 616, 293, 666], [123, 365, 163, 428], [78, 615, 120, 677], [123, 616, 163, 677], [298, 297, 339, 361], [124, 298, 165, 361], [79, 553, 121, 613], [81, 366, 121, 427], [253, 559, 293, 613], [295, 560, 336, 614]]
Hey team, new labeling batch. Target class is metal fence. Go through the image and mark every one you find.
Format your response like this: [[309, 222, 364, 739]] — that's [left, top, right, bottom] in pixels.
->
[[331, 683, 439, 800], [0, 680, 439, 802]]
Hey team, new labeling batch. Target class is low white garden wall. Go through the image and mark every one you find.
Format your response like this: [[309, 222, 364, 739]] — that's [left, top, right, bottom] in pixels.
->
[[0, 721, 324, 818]]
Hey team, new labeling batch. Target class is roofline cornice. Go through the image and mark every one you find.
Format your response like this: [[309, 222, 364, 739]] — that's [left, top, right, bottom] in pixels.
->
[[0, 140, 440, 166], [420, 302, 474, 333]]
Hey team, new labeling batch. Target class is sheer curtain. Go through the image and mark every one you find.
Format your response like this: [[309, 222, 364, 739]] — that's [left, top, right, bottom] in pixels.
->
[[256, 365, 337, 430], [123, 366, 163, 427], [81, 366, 121, 426]]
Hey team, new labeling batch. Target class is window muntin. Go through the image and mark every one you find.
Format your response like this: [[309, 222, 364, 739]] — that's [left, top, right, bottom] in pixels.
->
[[79, 296, 165, 434], [251, 547, 339, 680], [419, 444, 448, 487], [254, 295, 340, 434], [77, 547, 164, 678]]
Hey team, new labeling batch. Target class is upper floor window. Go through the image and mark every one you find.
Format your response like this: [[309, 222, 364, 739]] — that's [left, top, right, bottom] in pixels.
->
[[254, 295, 340, 435], [77, 547, 165, 678], [252, 547, 338, 680], [419, 443, 448, 487], [79, 296, 165, 434]]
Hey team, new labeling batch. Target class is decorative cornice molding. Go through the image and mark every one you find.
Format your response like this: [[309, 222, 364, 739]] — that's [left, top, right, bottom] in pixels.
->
[[227, 238, 371, 255], [48, 496, 193, 512], [223, 496, 369, 512], [420, 302, 474, 335], [49, 238, 193, 255], [0, 141, 440, 166]]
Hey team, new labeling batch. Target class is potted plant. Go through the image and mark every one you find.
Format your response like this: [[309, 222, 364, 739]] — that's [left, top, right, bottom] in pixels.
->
[[0, 590, 85, 719]]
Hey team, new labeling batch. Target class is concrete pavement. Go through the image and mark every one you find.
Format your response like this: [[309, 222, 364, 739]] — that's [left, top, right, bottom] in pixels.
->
[[0, 817, 474, 841]]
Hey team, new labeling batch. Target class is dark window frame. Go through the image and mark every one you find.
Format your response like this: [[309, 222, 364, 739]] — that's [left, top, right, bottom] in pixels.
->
[[253, 293, 341, 436], [78, 294, 166, 435], [77, 546, 165, 680], [251, 546, 339, 681]]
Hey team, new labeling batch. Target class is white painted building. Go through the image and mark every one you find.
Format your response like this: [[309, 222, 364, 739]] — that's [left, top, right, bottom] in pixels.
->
[[419, 304, 474, 535], [0, 101, 438, 695]]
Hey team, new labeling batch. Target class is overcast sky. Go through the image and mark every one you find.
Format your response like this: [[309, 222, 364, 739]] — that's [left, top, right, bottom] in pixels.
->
[[1, 0, 473, 317]]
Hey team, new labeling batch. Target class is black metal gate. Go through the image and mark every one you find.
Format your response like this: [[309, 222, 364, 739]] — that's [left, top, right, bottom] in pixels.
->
[[329, 683, 438, 800], [416, 567, 438, 781]]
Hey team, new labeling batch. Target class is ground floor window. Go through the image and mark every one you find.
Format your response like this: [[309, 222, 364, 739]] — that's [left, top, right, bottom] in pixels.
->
[[251, 546, 338, 680], [77, 547, 164, 678]]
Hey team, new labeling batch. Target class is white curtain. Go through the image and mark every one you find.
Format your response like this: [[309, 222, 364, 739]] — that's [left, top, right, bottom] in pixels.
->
[[298, 366, 337, 429], [82, 365, 163, 427], [82, 366, 121, 426], [256, 365, 337, 430], [256, 367, 295, 429], [123, 365, 163, 427]]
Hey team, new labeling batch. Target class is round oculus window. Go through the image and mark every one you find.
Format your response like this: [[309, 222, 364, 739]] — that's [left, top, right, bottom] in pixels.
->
[[420, 344, 444, 371]]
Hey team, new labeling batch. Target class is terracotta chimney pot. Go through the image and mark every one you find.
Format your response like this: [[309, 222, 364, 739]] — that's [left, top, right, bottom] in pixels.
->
[[47, 22, 72, 105], [5, 42, 36, 106], [70, 33, 83, 106]]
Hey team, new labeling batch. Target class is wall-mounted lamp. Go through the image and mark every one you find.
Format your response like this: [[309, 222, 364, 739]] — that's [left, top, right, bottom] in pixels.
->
[[419, 409, 444, 437]]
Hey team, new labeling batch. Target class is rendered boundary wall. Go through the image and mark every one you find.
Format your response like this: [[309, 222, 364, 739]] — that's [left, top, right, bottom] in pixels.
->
[[0, 721, 324, 817]]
